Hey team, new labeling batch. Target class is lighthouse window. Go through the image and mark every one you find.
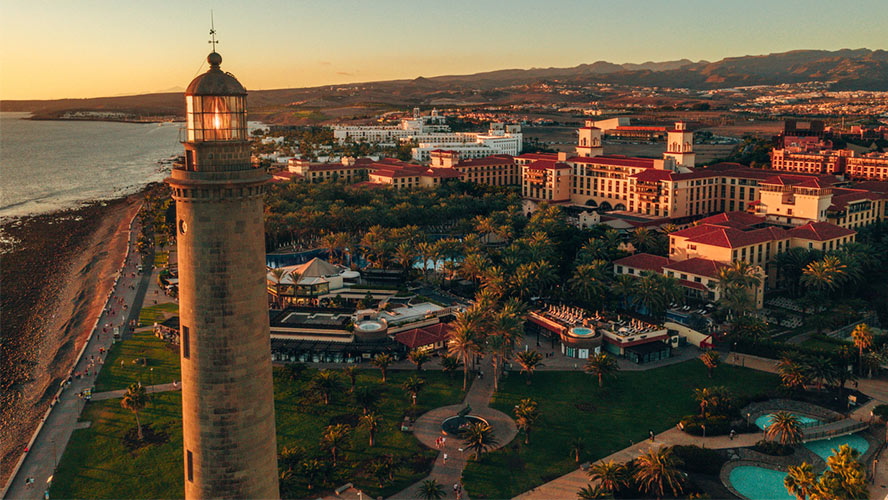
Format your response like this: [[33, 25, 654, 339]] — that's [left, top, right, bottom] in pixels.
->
[[182, 326, 190, 359], [179, 219, 187, 234], [187, 450, 193, 481]]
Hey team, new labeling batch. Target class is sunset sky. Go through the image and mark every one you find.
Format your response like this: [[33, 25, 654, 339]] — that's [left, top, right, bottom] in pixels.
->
[[1, 0, 886, 100]]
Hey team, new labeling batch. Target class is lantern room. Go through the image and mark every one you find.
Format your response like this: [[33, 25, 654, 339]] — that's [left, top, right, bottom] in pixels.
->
[[184, 52, 247, 143]]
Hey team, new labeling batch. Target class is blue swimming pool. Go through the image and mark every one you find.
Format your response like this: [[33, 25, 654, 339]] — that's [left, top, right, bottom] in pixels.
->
[[803, 433, 869, 460], [569, 327, 595, 337], [729, 466, 794, 500], [755, 413, 820, 430]]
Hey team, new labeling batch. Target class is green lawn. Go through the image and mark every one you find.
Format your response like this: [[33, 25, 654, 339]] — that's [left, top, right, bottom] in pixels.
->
[[800, 337, 851, 352], [52, 367, 466, 499], [51, 392, 184, 499], [138, 302, 178, 327], [92, 329, 180, 392], [461, 361, 779, 499]]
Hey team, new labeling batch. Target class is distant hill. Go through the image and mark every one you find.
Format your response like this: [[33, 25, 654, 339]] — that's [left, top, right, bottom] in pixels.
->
[[3, 48, 886, 123]]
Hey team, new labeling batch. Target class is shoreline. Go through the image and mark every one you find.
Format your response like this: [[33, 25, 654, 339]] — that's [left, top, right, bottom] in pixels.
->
[[0, 190, 150, 484], [27, 116, 184, 125]]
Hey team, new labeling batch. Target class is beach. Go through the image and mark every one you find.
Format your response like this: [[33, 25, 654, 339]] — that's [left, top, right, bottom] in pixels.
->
[[0, 191, 146, 484]]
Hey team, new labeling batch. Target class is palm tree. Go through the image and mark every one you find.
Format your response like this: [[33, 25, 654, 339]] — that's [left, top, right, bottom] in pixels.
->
[[693, 387, 717, 418], [359, 412, 381, 447], [576, 485, 604, 500], [300, 458, 323, 490], [395, 241, 415, 272], [819, 444, 867, 500], [311, 370, 343, 405], [121, 382, 148, 441], [440, 355, 462, 379], [610, 274, 637, 309], [486, 334, 511, 393], [802, 355, 837, 391], [851, 323, 873, 376], [633, 448, 685, 499], [515, 350, 544, 385], [402, 375, 425, 408], [355, 386, 380, 415], [766, 411, 803, 445], [569, 262, 610, 308], [784, 462, 816, 500], [417, 479, 446, 500], [588, 460, 627, 495], [462, 421, 499, 460], [584, 353, 619, 387], [343, 365, 359, 393], [801, 255, 847, 297], [268, 268, 287, 308], [321, 424, 350, 467], [514, 398, 540, 444], [416, 241, 433, 280], [699, 350, 720, 378], [408, 349, 431, 371], [448, 312, 481, 390], [570, 437, 585, 463], [460, 252, 490, 286], [373, 353, 393, 383], [777, 357, 808, 392]]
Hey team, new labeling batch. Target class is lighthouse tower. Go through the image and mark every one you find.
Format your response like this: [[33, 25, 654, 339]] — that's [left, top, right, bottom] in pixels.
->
[[663, 121, 696, 167], [576, 120, 603, 157], [166, 50, 279, 499]]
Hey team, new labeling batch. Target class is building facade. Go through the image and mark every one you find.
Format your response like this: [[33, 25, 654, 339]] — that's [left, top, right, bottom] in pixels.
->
[[166, 52, 279, 499]]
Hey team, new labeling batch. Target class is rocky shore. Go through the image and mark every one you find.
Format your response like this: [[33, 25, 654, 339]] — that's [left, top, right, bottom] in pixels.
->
[[0, 192, 145, 483]]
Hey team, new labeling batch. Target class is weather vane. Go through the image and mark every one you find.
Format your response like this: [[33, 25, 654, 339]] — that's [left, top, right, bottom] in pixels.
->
[[208, 10, 219, 51]]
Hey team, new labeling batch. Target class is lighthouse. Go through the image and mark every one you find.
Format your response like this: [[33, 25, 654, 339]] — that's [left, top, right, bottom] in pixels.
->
[[166, 49, 279, 499]]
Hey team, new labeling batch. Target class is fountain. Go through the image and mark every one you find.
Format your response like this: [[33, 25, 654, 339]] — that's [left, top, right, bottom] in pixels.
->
[[441, 404, 488, 435]]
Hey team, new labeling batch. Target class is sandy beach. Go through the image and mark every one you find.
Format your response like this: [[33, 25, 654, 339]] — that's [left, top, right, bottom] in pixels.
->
[[0, 192, 145, 484]]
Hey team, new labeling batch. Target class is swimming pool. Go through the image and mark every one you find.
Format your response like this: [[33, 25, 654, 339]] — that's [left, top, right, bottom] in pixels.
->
[[755, 413, 820, 430], [803, 433, 869, 460], [729, 466, 794, 500], [569, 327, 595, 337]]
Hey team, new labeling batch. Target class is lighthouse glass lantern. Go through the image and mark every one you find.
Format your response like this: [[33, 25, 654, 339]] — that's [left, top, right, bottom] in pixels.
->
[[186, 94, 246, 142]]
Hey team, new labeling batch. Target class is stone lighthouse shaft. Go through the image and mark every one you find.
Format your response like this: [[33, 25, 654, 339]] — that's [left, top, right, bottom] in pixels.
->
[[165, 51, 279, 499]]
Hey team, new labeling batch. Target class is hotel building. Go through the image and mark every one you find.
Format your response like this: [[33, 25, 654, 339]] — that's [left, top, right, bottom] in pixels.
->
[[770, 146, 888, 180], [428, 150, 519, 186]]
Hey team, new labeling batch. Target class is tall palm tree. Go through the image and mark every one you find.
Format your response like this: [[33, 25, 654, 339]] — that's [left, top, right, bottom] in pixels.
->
[[570, 437, 585, 463], [460, 252, 490, 286], [300, 458, 323, 490], [514, 398, 540, 444], [461, 421, 499, 460], [802, 355, 837, 391], [588, 460, 627, 495], [359, 412, 381, 447], [448, 312, 481, 390], [343, 365, 359, 393], [784, 462, 816, 500], [633, 448, 685, 500], [610, 274, 637, 310], [417, 479, 446, 500], [395, 241, 415, 272], [373, 353, 393, 383], [515, 350, 544, 385], [408, 349, 431, 371], [402, 375, 425, 408], [584, 353, 619, 387], [699, 350, 720, 379], [819, 444, 867, 500], [311, 370, 343, 405], [321, 424, 350, 468], [851, 323, 873, 376], [766, 411, 803, 445], [693, 387, 715, 418], [268, 268, 287, 308], [355, 386, 380, 415], [416, 241, 433, 280], [486, 334, 511, 392], [121, 382, 148, 441]]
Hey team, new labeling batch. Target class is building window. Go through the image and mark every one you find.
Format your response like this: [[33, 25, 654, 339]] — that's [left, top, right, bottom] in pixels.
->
[[182, 326, 190, 359], [187, 450, 194, 481]]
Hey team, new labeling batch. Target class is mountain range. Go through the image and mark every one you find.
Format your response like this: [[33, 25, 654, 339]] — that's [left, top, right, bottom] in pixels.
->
[[3, 48, 886, 122]]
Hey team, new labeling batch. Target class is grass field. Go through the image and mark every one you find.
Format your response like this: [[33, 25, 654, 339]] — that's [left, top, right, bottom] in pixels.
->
[[461, 362, 779, 499], [92, 329, 180, 392], [138, 302, 178, 326], [52, 367, 466, 499]]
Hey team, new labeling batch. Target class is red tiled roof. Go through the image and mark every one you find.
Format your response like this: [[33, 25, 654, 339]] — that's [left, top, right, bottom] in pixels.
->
[[787, 222, 856, 241], [632, 169, 674, 182], [852, 181, 888, 193], [394, 323, 452, 349], [828, 188, 886, 211], [271, 171, 303, 182], [613, 126, 668, 132], [517, 153, 558, 161], [696, 211, 766, 230], [426, 167, 461, 179], [677, 279, 707, 291], [682, 225, 788, 249], [456, 154, 514, 167], [613, 253, 675, 273], [665, 258, 728, 279]]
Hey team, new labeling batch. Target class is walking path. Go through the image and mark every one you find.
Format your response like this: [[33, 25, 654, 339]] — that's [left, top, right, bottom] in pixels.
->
[[3, 221, 151, 500], [388, 370, 517, 500], [90, 382, 181, 401]]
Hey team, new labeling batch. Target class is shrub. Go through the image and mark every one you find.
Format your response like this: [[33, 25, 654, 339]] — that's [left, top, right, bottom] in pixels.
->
[[873, 404, 888, 423], [752, 439, 794, 456], [679, 415, 731, 436], [671, 445, 726, 475]]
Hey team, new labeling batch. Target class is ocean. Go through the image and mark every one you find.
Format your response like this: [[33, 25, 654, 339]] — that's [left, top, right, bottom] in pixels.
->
[[0, 112, 181, 219]]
